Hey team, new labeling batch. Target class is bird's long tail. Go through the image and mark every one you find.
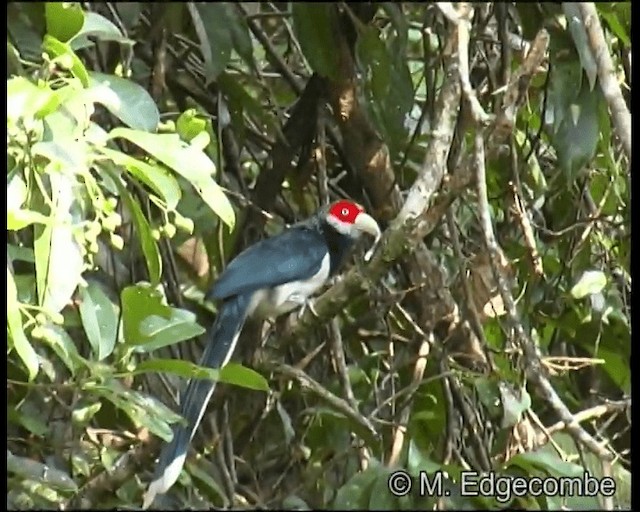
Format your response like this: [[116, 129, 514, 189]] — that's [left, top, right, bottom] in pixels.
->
[[143, 293, 252, 508]]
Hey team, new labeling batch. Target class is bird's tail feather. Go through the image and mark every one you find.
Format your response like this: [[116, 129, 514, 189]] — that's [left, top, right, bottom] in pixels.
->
[[143, 293, 252, 508]]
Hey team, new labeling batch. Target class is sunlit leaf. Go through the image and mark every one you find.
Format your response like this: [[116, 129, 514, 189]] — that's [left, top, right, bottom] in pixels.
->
[[118, 186, 162, 285], [98, 147, 181, 210], [219, 363, 269, 391], [45, 2, 84, 42], [72, 402, 102, 424], [34, 172, 84, 314], [8, 267, 39, 381], [120, 284, 171, 345], [42, 35, 89, 87], [109, 128, 235, 228], [571, 270, 607, 299], [131, 307, 205, 352], [85, 379, 182, 442]]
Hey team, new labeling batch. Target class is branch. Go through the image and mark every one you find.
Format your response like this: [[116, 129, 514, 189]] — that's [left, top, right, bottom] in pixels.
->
[[462, 22, 615, 462], [265, 361, 377, 439], [281, 44, 463, 345], [577, 3, 631, 161], [472, 129, 614, 463], [453, 3, 493, 125]]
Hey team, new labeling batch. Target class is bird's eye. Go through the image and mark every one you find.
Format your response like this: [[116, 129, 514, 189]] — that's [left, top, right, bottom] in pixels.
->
[[341, 208, 349, 216]]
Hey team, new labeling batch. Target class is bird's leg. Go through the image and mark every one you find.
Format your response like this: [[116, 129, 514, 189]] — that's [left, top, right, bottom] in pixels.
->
[[288, 293, 320, 319]]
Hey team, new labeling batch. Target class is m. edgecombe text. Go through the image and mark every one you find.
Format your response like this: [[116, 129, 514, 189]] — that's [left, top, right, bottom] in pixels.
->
[[387, 470, 616, 504]]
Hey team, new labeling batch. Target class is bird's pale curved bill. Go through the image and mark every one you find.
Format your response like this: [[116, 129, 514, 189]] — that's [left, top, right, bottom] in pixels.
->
[[354, 212, 382, 262]]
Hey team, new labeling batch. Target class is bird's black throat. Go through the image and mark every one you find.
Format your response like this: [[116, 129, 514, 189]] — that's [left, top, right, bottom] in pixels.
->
[[321, 222, 356, 275]]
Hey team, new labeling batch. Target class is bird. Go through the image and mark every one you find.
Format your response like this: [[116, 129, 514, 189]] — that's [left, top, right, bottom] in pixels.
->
[[143, 199, 381, 508]]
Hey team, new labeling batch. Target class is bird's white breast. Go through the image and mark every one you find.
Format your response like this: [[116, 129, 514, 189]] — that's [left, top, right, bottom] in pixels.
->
[[249, 253, 331, 318]]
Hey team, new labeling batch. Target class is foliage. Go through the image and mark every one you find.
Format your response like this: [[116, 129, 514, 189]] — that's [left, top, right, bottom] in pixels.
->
[[7, 2, 630, 510]]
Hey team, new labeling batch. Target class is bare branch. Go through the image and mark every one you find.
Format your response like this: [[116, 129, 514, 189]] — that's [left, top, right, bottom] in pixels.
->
[[455, 3, 493, 125], [473, 129, 614, 463], [577, 2, 631, 161], [265, 361, 377, 439]]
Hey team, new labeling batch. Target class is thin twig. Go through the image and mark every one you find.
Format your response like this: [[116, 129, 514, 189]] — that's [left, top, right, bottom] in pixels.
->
[[329, 318, 370, 470], [266, 362, 378, 439], [387, 337, 432, 467]]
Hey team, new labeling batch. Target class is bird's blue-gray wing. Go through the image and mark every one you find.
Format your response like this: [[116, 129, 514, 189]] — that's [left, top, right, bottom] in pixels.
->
[[209, 227, 328, 300]]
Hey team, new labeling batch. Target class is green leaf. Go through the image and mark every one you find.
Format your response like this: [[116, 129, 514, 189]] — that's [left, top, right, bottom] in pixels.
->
[[7, 3, 46, 63], [292, 4, 340, 79], [42, 94, 85, 142], [7, 209, 51, 231], [8, 450, 78, 492], [7, 173, 28, 212], [276, 401, 295, 445], [31, 140, 89, 171], [7, 77, 59, 122], [407, 439, 442, 476], [189, 3, 235, 84], [499, 385, 531, 428], [589, 346, 630, 393], [382, 3, 408, 54], [109, 128, 235, 228], [45, 2, 84, 42], [176, 109, 209, 143], [7, 244, 35, 264], [120, 284, 171, 345], [563, 3, 598, 90], [186, 461, 229, 505], [507, 450, 584, 479], [130, 358, 220, 380], [597, 4, 630, 46], [70, 12, 133, 50], [549, 73, 603, 179], [38, 324, 82, 375], [356, 26, 413, 156], [88, 72, 160, 132], [98, 147, 181, 210], [334, 463, 382, 509], [8, 267, 39, 381], [33, 172, 84, 314], [547, 61, 582, 133], [571, 270, 607, 299], [219, 363, 269, 391], [357, 27, 392, 101], [42, 34, 89, 87], [227, 6, 254, 68], [78, 281, 119, 361], [368, 467, 405, 510], [129, 359, 269, 392], [86, 379, 182, 442], [119, 187, 162, 285], [72, 402, 102, 424], [132, 307, 205, 352], [8, 408, 49, 437]]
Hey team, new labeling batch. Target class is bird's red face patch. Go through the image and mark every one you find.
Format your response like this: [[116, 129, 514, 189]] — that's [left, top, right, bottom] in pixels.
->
[[328, 200, 364, 225]]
